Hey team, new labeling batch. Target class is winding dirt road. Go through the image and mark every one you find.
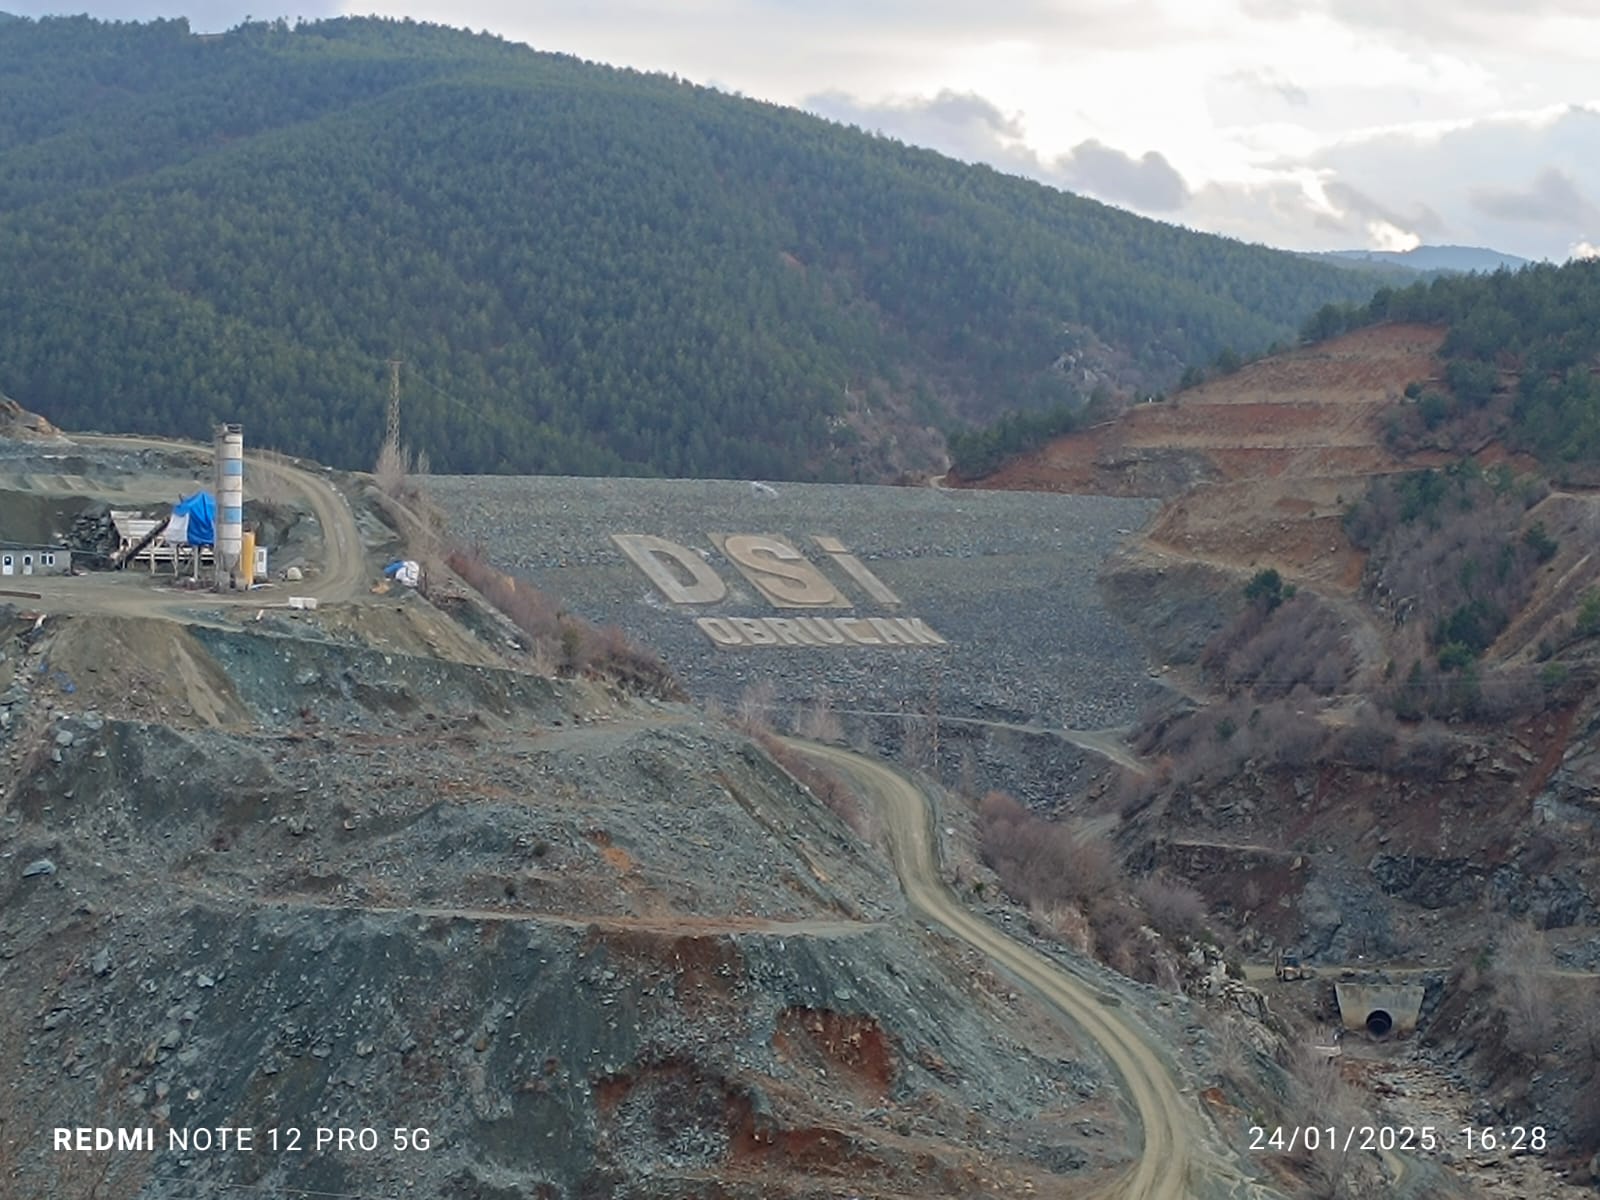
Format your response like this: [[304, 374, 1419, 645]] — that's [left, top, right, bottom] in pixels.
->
[[786, 739, 1269, 1200]]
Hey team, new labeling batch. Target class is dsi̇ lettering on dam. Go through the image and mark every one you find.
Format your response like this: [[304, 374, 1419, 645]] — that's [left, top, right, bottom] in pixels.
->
[[611, 532, 948, 649]]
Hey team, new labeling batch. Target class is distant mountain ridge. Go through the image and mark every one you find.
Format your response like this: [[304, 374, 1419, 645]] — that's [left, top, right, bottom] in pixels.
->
[[0, 15, 1390, 480], [1311, 244, 1531, 275]]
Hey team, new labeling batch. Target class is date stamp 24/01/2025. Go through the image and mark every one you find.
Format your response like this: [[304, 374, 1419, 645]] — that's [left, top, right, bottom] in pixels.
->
[[1249, 1125, 1547, 1157]]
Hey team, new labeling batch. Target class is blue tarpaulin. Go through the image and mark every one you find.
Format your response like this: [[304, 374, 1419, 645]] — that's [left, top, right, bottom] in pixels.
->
[[172, 491, 216, 546]]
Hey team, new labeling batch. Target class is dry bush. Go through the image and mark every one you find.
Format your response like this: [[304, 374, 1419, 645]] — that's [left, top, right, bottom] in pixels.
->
[[1474, 668, 1545, 721], [374, 435, 408, 498], [249, 446, 295, 511], [1136, 872, 1209, 941], [756, 731, 874, 840], [1569, 1005, 1600, 1154], [794, 690, 845, 744], [1281, 1047, 1367, 1199], [1249, 699, 1326, 768], [1089, 894, 1149, 977], [1492, 922, 1558, 1058], [1030, 899, 1094, 955], [977, 791, 1119, 912], [374, 434, 435, 504], [445, 545, 679, 697], [1210, 1013, 1257, 1097], [1112, 768, 1157, 818], [1202, 591, 1356, 699], [899, 708, 938, 772], [1573, 1069, 1600, 1156], [1328, 702, 1396, 768], [735, 681, 777, 736], [1393, 720, 1453, 778]]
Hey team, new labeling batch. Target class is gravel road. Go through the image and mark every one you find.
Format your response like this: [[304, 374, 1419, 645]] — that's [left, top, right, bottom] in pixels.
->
[[785, 739, 1276, 1200]]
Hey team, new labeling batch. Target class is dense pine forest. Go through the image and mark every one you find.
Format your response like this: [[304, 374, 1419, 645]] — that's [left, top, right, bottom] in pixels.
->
[[0, 16, 1392, 479], [1305, 259, 1600, 480]]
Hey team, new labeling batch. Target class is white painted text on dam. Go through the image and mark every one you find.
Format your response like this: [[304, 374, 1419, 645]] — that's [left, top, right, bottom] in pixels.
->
[[611, 533, 947, 648]]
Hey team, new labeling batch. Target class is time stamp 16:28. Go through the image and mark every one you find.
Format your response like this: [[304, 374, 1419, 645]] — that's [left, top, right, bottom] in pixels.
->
[[1249, 1125, 1546, 1155]]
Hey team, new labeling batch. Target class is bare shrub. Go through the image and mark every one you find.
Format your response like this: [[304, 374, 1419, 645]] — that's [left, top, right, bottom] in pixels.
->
[[1281, 1047, 1367, 1199], [1329, 702, 1395, 768], [374, 435, 408, 498], [250, 446, 296, 511], [1137, 872, 1209, 941], [1572, 1068, 1600, 1156], [1210, 1013, 1256, 1096], [756, 731, 874, 840], [735, 681, 776, 736], [446, 545, 679, 697], [1031, 900, 1094, 955], [794, 690, 845, 744], [1202, 590, 1355, 699], [1112, 769, 1156, 818], [1250, 701, 1326, 768], [898, 707, 938, 772], [1492, 922, 1557, 1057], [1475, 668, 1545, 721], [1089, 894, 1147, 977], [979, 792, 1114, 908], [1393, 719, 1453, 777]]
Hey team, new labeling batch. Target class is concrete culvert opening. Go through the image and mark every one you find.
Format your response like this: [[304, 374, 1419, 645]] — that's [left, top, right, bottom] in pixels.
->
[[1365, 1009, 1394, 1038]]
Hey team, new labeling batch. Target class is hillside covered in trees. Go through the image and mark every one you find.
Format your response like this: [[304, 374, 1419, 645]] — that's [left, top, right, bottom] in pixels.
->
[[1305, 259, 1600, 480], [0, 16, 1390, 479]]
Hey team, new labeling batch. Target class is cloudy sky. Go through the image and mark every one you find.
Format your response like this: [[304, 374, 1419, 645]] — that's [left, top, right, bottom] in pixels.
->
[[9, 0, 1598, 261]]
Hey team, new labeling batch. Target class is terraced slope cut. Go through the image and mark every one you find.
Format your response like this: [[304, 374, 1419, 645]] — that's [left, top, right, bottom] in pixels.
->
[[975, 324, 1447, 588]]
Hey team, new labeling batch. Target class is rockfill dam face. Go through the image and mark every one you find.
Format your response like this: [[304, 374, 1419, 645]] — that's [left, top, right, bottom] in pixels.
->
[[430, 476, 1162, 731]]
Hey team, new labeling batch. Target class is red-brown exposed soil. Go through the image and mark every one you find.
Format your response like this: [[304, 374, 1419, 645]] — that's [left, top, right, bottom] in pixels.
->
[[772, 1006, 895, 1098], [967, 324, 1450, 590]]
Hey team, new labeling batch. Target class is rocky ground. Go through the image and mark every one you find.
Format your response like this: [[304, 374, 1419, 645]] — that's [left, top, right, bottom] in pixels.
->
[[2, 606, 1144, 1200], [428, 475, 1163, 806], [428, 476, 1160, 731], [2, 427, 1177, 1199], [962, 321, 1600, 1192]]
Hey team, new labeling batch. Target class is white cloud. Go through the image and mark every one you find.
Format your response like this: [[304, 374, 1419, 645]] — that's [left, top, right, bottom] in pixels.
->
[[1308, 105, 1600, 258], [1472, 167, 1598, 226], [1055, 140, 1191, 211]]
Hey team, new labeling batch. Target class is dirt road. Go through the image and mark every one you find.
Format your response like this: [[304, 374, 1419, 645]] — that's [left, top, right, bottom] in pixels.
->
[[784, 739, 1269, 1200]]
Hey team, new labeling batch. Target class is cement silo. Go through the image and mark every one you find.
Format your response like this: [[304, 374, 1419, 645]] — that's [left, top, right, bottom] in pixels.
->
[[214, 423, 244, 588]]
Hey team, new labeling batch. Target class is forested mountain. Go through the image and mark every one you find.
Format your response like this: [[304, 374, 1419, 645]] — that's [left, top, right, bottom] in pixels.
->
[[0, 16, 1389, 479], [1305, 259, 1600, 479]]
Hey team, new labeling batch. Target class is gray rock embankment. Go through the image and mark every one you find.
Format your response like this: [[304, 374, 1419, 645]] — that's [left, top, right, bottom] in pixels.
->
[[429, 476, 1164, 732], [1, 610, 1126, 1198]]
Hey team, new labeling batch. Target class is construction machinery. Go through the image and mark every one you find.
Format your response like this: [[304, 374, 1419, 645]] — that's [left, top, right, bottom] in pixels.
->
[[1275, 949, 1315, 981]]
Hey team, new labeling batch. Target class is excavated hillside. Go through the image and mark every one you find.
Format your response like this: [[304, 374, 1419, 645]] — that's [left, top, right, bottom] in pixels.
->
[[963, 323, 1600, 1192], [2, 425, 1243, 1200], [977, 324, 1447, 587]]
